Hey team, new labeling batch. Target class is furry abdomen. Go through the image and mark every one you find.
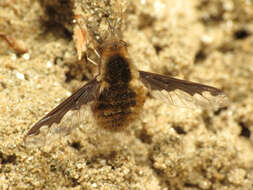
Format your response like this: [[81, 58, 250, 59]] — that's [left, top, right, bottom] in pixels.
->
[[93, 55, 146, 130]]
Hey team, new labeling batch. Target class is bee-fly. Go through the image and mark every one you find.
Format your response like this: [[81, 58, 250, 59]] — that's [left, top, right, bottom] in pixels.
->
[[25, 7, 228, 146], [25, 36, 228, 146]]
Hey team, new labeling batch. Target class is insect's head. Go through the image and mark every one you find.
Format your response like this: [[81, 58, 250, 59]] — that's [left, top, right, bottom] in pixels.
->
[[98, 39, 128, 59]]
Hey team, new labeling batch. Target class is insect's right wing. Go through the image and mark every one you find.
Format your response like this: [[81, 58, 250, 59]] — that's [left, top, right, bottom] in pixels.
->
[[139, 71, 228, 109], [24, 78, 100, 147]]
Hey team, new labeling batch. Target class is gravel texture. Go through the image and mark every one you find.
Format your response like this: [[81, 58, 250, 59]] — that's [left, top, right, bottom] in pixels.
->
[[0, 0, 253, 189]]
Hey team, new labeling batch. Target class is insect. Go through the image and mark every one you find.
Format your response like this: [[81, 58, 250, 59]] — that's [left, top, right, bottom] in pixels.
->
[[25, 36, 228, 146], [24, 2, 228, 147]]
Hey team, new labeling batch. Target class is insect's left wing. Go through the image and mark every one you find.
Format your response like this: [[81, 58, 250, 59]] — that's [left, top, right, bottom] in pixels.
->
[[139, 71, 228, 109], [25, 78, 100, 147]]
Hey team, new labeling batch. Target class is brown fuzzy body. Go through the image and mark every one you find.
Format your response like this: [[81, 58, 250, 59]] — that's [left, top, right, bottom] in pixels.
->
[[92, 52, 146, 130]]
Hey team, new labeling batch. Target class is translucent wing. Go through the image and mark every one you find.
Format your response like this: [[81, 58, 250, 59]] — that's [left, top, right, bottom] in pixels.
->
[[24, 78, 100, 147], [139, 71, 228, 109]]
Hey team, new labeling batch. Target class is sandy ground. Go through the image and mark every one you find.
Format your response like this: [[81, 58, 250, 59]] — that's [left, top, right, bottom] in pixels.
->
[[1, 0, 253, 189]]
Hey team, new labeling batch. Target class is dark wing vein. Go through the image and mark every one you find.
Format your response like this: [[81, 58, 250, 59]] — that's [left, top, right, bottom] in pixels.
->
[[139, 70, 228, 109]]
